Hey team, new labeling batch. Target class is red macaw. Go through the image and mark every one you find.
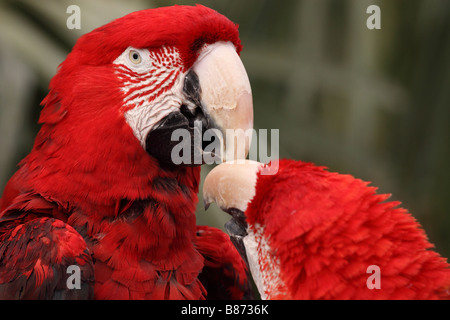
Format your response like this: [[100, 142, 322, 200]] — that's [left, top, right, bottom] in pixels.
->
[[203, 160, 450, 299], [0, 5, 253, 300]]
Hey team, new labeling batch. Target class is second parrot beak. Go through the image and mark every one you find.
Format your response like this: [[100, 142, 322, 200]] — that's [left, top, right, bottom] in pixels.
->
[[203, 160, 264, 263], [145, 41, 253, 166], [203, 160, 263, 214]]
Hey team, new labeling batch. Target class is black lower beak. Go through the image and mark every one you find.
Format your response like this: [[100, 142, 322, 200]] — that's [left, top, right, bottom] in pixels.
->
[[145, 70, 220, 167], [145, 106, 206, 167], [223, 208, 249, 267]]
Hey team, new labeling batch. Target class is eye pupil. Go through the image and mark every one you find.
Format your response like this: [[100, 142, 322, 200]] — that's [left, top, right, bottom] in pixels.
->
[[129, 50, 142, 64]]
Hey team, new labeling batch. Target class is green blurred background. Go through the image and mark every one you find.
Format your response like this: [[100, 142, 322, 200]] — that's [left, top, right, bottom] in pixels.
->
[[0, 0, 449, 258]]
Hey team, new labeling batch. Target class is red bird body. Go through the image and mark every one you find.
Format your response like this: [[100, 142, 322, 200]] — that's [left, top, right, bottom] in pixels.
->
[[204, 159, 450, 299], [247, 160, 450, 299], [0, 5, 250, 300]]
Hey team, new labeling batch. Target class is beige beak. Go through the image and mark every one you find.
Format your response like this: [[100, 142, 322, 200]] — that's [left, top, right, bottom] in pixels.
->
[[203, 160, 264, 213], [193, 41, 253, 162]]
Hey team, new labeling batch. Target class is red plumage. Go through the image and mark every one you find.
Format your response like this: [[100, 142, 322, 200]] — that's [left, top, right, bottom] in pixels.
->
[[0, 5, 249, 299], [246, 159, 450, 299], [195, 226, 252, 300]]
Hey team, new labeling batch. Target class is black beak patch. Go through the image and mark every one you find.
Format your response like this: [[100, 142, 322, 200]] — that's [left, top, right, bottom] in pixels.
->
[[145, 70, 220, 167], [224, 208, 249, 267]]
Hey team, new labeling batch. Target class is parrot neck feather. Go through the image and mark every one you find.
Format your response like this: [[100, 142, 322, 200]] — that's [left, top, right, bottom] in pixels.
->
[[10, 153, 205, 299], [244, 223, 288, 300]]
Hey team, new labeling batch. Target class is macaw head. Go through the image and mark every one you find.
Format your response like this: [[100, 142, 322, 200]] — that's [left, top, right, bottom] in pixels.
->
[[202, 160, 284, 299], [203, 160, 450, 300], [203, 160, 346, 299], [202, 160, 379, 300], [27, 5, 253, 202]]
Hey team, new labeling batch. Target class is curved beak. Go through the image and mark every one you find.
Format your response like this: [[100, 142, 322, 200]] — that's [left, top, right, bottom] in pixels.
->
[[145, 41, 253, 166], [193, 41, 254, 162], [203, 160, 263, 213], [202, 160, 264, 269]]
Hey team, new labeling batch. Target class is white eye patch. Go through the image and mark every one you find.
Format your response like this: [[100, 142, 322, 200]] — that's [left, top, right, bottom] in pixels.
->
[[115, 47, 152, 73], [113, 46, 186, 147]]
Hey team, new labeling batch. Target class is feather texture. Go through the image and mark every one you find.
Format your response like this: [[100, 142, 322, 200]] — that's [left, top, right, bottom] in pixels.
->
[[246, 159, 450, 299], [195, 226, 252, 300], [0, 5, 247, 300]]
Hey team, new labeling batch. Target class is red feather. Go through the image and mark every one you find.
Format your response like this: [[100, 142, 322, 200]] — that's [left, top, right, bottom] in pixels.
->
[[246, 159, 450, 299], [0, 5, 247, 300], [195, 226, 252, 299]]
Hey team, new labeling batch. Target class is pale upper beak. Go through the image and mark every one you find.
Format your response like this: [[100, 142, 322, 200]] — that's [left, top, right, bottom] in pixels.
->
[[193, 41, 253, 162], [203, 160, 264, 213]]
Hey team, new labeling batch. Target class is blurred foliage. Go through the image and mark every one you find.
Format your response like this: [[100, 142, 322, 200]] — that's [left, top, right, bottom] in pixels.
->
[[0, 0, 449, 258]]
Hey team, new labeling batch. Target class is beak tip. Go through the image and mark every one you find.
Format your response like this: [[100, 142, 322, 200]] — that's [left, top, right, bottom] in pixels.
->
[[202, 160, 263, 217], [203, 199, 211, 211]]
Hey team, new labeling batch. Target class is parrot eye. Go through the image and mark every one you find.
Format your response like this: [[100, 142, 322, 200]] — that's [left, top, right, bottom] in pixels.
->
[[129, 50, 142, 64]]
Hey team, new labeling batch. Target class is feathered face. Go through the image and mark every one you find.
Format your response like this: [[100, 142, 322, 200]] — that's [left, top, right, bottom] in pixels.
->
[[41, 5, 253, 171], [113, 41, 252, 165]]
